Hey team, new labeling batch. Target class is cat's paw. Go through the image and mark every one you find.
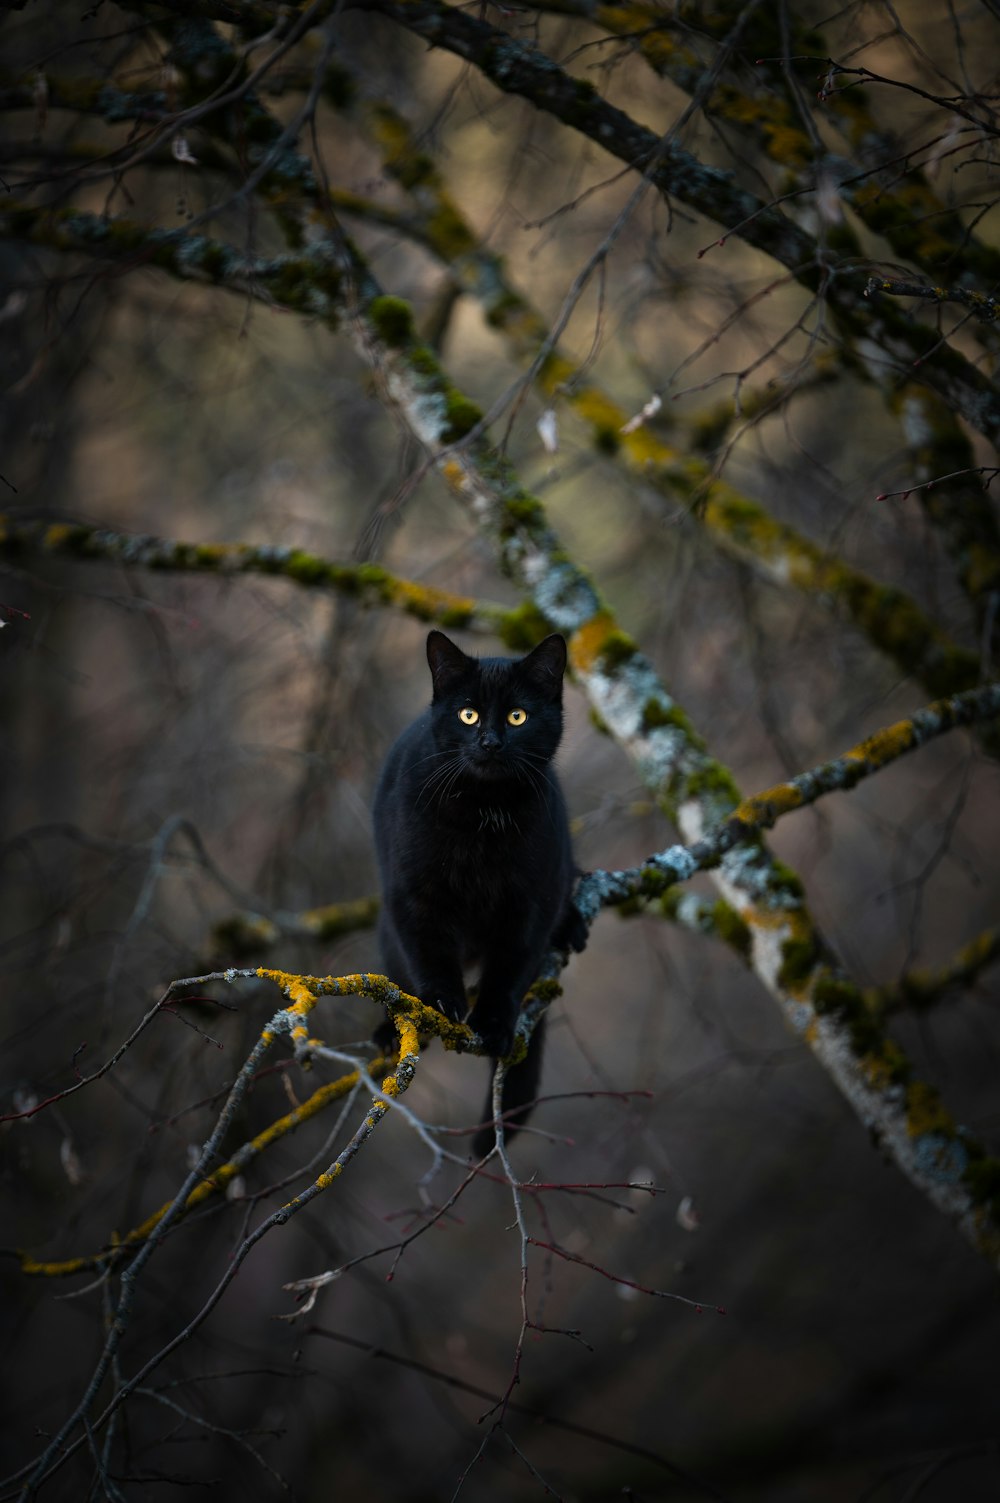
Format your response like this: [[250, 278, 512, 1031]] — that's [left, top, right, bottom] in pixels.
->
[[435, 993, 467, 1024], [552, 901, 588, 954], [466, 1005, 515, 1059]]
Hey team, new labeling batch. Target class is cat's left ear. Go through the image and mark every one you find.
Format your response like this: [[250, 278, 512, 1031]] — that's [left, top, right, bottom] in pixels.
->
[[521, 634, 567, 694], [427, 630, 472, 696]]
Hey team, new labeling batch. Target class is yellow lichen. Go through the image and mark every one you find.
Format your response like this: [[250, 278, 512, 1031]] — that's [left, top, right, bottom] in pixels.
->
[[537, 352, 577, 398], [732, 782, 805, 828], [395, 577, 476, 622], [257, 966, 320, 1015], [596, 3, 690, 69], [21, 1061, 382, 1276], [568, 611, 623, 673], [440, 457, 467, 493], [43, 522, 78, 550], [862, 1038, 909, 1092], [847, 718, 917, 771], [905, 1079, 955, 1139]]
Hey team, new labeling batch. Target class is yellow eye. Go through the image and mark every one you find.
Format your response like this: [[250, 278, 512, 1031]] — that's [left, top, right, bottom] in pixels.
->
[[458, 707, 479, 725], [507, 708, 527, 726]]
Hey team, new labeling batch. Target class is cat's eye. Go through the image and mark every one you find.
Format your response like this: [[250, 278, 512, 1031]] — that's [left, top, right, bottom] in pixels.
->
[[458, 707, 479, 725], [507, 708, 528, 726]]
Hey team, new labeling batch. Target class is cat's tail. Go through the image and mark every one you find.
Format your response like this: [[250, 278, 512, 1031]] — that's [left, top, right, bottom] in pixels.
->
[[472, 1015, 546, 1159]]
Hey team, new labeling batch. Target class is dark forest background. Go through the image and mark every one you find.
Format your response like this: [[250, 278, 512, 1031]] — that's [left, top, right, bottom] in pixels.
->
[[1, 2, 999, 1499]]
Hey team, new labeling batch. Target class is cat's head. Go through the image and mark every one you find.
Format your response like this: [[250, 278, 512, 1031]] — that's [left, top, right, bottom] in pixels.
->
[[426, 630, 566, 783]]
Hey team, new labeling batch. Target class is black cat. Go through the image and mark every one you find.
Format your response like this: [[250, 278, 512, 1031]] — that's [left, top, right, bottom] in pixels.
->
[[373, 630, 585, 1156]]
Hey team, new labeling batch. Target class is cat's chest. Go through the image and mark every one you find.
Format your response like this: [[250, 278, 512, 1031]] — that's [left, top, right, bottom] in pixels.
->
[[433, 808, 528, 893]]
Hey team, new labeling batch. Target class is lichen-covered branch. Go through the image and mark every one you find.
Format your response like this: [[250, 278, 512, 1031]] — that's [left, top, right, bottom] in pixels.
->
[[343, 102, 987, 713], [0, 196, 344, 311], [211, 895, 379, 958], [11, 962, 439, 1495], [18, 966, 462, 1279], [0, 513, 515, 636], [532, 1, 1000, 288], [866, 277, 1000, 325], [580, 681, 1000, 915], [365, 0, 1000, 451], [6, 23, 991, 703], [866, 927, 1000, 1021]]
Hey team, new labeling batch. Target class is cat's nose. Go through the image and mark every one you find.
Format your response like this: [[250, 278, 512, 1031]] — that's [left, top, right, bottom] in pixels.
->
[[478, 728, 502, 752]]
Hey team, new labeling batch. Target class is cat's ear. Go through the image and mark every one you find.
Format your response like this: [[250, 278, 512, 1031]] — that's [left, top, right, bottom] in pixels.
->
[[521, 634, 567, 694], [426, 630, 471, 696]]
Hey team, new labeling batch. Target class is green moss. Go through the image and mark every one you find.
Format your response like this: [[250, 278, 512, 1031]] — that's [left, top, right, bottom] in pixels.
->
[[284, 550, 329, 585], [852, 180, 964, 269], [709, 82, 813, 170], [485, 288, 527, 329], [266, 259, 314, 312], [408, 343, 441, 378], [497, 602, 551, 651], [712, 900, 752, 959], [962, 1154, 1000, 1216], [813, 974, 859, 1016], [503, 494, 545, 526], [212, 913, 278, 958], [442, 393, 483, 443], [193, 544, 227, 568], [766, 858, 805, 901], [685, 761, 742, 810], [905, 1079, 956, 1138], [638, 862, 673, 900], [437, 603, 476, 630], [368, 295, 415, 347], [656, 885, 682, 919], [595, 628, 638, 670], [354, 562, 391, 592], [813, 971, 905, 1063], [42, 523, 92, 556], [641, 696, 705, 747], [778, 933, 820, 991], [526, 977, 563, 1004], [425, 202, 477, 259]]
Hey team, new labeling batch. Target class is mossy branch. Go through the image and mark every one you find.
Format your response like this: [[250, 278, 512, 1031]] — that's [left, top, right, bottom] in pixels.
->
[[579, 681, 1000, 915], [211, 896, 380, 959], [345, 101, 987, 716], [16, 966, 464, 1279], [0, 198, 345, 316], [866, 927, 1000, 1022], [532, 2, 1000, 287], [865, 277, 1000, 325], [366, 0, 1000, 452], [0, 514, 514, 634]]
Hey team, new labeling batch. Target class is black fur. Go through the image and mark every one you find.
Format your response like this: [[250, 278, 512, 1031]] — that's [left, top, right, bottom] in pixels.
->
[[373, 630, 584, 1156]]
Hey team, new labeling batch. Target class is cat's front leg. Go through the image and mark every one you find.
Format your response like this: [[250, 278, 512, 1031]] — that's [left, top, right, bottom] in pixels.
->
[[467, 949, 539, 1058], [379, 903, 467, 1029]]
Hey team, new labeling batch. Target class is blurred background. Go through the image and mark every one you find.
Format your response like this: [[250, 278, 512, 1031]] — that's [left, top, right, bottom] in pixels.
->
[[1, 2, 999, 1499]]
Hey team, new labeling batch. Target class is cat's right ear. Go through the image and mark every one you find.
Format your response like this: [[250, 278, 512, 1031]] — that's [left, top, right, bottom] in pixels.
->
[[426, 630, 471, 696]]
